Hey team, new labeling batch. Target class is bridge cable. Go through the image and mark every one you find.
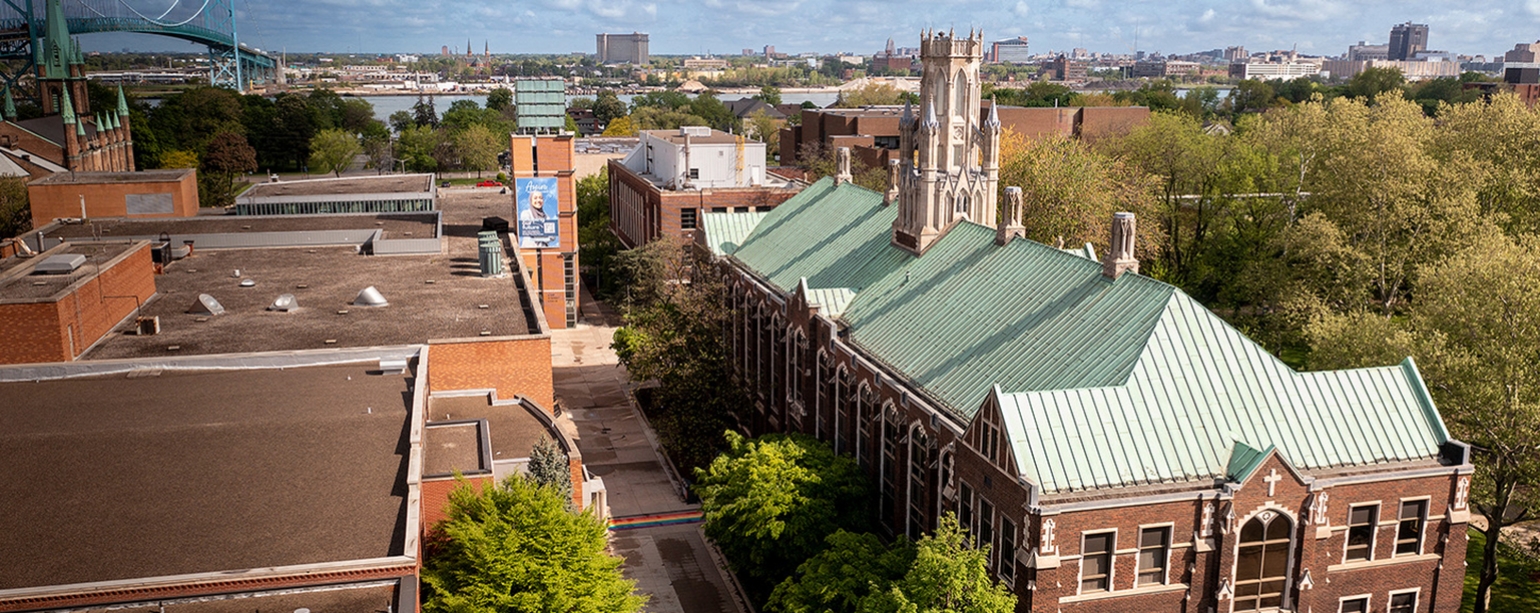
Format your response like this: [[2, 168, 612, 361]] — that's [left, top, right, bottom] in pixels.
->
[[75, 0, 212, 29]]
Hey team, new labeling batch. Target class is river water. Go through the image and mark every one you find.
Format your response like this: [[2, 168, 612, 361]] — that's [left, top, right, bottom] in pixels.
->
[[355, 91, 843, 123]]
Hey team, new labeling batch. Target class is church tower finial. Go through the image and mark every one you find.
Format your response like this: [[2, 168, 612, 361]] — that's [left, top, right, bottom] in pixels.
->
[[890, 29, 998, 256]]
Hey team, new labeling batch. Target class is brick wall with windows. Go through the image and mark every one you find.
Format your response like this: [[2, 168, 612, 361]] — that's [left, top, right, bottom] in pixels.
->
[[607, 160, 801, 249]]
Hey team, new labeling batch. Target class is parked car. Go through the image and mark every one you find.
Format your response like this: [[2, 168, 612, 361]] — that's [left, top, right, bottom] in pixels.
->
[[477, 180, 502, 188]]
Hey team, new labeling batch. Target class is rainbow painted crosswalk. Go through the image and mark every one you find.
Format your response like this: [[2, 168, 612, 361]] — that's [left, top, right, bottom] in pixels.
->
[[607, 510, 705, 531]]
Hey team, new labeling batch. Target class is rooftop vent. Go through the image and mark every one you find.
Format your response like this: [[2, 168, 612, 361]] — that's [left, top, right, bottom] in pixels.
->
[[353, 286, 389, 307], [680, 126, 712, 137], [268, 294, 299, 312], [189, 293, 225, 316], [34, 254, 86, 274], [239, 278, 256, 287]]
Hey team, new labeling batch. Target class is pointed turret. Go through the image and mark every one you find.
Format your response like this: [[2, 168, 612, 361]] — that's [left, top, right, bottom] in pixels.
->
[[60, 88, 76, 125], [984, 96, 1001, 130], [117, 85, 130, 115], [920, 101, 938, 133], [3, 87, 15, 122]]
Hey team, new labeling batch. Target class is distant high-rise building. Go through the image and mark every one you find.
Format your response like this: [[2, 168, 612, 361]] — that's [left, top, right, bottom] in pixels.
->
[[1071, 47, 1089, 59], [988, 37, 1030, 63], [1349, 41, 1390, 61], [440, 45, 449, 56], [743, 48, 754, 56], [596, 32, 649, 65], [1388, 22, 1428, 61], [1223, 46, 1247, 62], [765, 45, 777, 57], [1505, 41, 1540, 63]]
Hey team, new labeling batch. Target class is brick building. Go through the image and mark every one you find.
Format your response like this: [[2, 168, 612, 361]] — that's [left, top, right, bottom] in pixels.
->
[[510, 133, 581, 328], [0, 189, 604, 612], [780, 104, 1149, 168], [608, 127, 802, 248], [27, 169, 197, 228], [0, 0, 135, 176], [708, 31, 1471, 613]]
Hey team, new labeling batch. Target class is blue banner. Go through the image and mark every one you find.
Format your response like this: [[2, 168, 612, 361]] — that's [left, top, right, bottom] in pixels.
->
[[515, 177, 560, 249]]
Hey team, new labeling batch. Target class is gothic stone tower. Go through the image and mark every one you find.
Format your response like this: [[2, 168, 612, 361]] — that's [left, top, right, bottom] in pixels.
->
[[36, 0, 88, 118], [891, 29, 1001, 256]]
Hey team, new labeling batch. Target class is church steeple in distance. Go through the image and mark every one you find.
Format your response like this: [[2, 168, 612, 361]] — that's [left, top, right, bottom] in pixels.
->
[[890, 29, 1000, 256]]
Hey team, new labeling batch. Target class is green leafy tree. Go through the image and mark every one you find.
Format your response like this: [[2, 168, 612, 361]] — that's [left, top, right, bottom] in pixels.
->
[[601, 115, 637, 136], [1430, 92, 1540, 235], [414, 94, 440, 127], [421, 476, 644, 613], [159, 149, 199, 169], [0, 177, 30, 239], [455, 123, 503, 178], [859, 514, 1016, 613], [485, 87, 513, 112], [308, 128, 361, 177], [527, 436, 572, 501], [693, 432, 873, 593], [397, 124, 443, 172], [1343, 66, 1406, 101], [798, 142, 886, 192], [592, 90, 629, 128], [1229, 79, 1278, 114], [754, 85, 783, 105], [576, 172, 622, 297], [388, 110, 415, 133], [767, 531, 916, 613], [835, 82, 906, 107], [199, 131, 258, 207]]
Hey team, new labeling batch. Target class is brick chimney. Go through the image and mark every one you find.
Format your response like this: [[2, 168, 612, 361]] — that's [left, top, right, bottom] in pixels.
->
[[834, 146, 852, 185], [1102, 212, 1139, 279], [996, 187, 1025, 246]]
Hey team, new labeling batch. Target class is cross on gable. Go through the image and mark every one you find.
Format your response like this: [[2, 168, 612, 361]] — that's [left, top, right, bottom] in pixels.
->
[[1263, 468, 1283, 497]]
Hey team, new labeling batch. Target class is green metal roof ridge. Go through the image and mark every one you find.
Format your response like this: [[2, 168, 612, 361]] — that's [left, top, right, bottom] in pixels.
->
[[701, 210, 770, 256], [1400, 356, 1450, 444], [1226, 441, 1273, 483]]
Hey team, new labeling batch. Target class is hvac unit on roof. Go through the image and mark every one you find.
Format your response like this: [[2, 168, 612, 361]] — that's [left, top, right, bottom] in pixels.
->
[[268, 294, 299, 312], [33, 254, 86, 274], [353, 286, 389, 307]]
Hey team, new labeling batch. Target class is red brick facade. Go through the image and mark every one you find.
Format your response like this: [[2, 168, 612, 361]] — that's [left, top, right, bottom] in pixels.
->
[[717, 263, 1472, 613], [27, 170, 198, 228], [0, 241, 155, 364], [608, 159, 801, 248], [511, 134, 579, 328], [426, 336, 556, 413]]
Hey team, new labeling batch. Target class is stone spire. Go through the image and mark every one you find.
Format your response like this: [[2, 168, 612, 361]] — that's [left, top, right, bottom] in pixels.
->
[[996, 187, 1025, 246], [834, 146, 852, 185], [59, 88, 75, 125]]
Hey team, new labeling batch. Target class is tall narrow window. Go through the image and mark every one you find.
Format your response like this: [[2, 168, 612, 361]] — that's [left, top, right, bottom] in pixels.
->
[[1137, 526, 1171, 586], [999, 517, 1017, 585], [880, 408, 900, 531], [906, 429, 929, 540], [1234, 513, 1293, 612], [1080, 532, 1114, 593], [836, 369, 852, 454], [1395, 500, 1427, 556], [978, 498, 995, 570], [1388, 592, 1417, 613], [1346, 505, 1378, 562], [959, 482, 974, 537]]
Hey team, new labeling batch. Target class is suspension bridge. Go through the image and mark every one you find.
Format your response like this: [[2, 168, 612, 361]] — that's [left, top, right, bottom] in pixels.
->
[[0, 0, 276, 95]]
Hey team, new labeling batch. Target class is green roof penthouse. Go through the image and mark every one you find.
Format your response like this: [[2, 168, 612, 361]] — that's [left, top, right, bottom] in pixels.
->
[[707, 30, 1472, 613]]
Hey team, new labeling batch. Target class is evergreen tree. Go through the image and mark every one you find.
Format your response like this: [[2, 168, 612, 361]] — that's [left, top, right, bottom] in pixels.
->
[[422, 476, 644, 613], [527, 435, 571, 501]]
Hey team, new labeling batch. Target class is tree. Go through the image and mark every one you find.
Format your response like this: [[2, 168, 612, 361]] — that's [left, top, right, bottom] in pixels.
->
[[159, 150, 199, 169], [308, 128, 361, 177], [1430, 92, 1540, 235], [0, 177, 29, 240], [745, 108, 781, 150], [1343, 66, 1406, 101], [1229, 79, 1278, 114], [593, 90, 628, 127], [1305, 234, 1540, 613], [799, 143, 886, 192], [397, 124, 443, 172], [455, 123, 502, 178], [601, 115, 637, 136], [200, 131, 258, 207], [859, 514, 1016, 613], [693, 432, 874, 594], [835, 82, 906, 107], [388, 110, 415, 133], [485, 87, 513, 112], [576, 173, 622, 297], [421, 476, 644, 613], [527, 436, 572, 501], [413, 94, 440, 127], [997, 131, 1163, 264], [754, 85, 783, 105], [767, 531, 916, 613]]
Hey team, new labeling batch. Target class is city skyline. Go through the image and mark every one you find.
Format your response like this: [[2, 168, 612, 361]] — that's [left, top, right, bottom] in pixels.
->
[[75, 0, 1540, 60]]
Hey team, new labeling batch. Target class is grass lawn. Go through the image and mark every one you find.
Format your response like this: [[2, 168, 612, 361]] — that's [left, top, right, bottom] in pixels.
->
[[1463, 527, 1540, 612]]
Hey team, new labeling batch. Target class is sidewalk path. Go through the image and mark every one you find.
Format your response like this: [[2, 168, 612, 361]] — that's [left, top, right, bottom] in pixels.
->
[[551, 308, 742, 613]]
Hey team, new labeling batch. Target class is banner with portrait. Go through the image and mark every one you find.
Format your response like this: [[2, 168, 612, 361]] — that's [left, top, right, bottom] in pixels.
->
[[515, 177, 560, 249]]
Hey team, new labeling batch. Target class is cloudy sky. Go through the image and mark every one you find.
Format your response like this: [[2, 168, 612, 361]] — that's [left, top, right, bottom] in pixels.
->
[[80, 0, 1540, 59]]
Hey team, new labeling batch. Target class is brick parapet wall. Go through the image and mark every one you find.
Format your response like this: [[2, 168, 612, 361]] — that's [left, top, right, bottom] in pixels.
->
[[425, 336, 555, 412], [28, 173, 198, 228], [0, 241, 154, 364]]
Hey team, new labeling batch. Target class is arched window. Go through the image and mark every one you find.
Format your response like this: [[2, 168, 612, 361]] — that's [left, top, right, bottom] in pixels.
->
[[856, 384, 874, 469], [835, 366, 851, 454], [879, 404, 902, 531], [1234, 512, 1294, 612], [907, 425, 932, 539], [954, 71, 969, 117]]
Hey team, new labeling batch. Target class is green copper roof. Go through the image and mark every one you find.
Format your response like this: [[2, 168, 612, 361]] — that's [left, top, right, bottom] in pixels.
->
[[1226, 441, 1271, 483], [732, 178, 910, 294], [116, 85, 130, 116], [3, 87, 14, 121], [59, 88, 75, 125], [729, 178, 1451, 496], [700, 210, 769, 256], [40, 0, 78, 80], [805, 286, 856, 317]]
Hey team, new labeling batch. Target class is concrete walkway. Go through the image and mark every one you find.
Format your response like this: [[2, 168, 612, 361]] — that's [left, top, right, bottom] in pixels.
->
[[551, 294, 744, 613]]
